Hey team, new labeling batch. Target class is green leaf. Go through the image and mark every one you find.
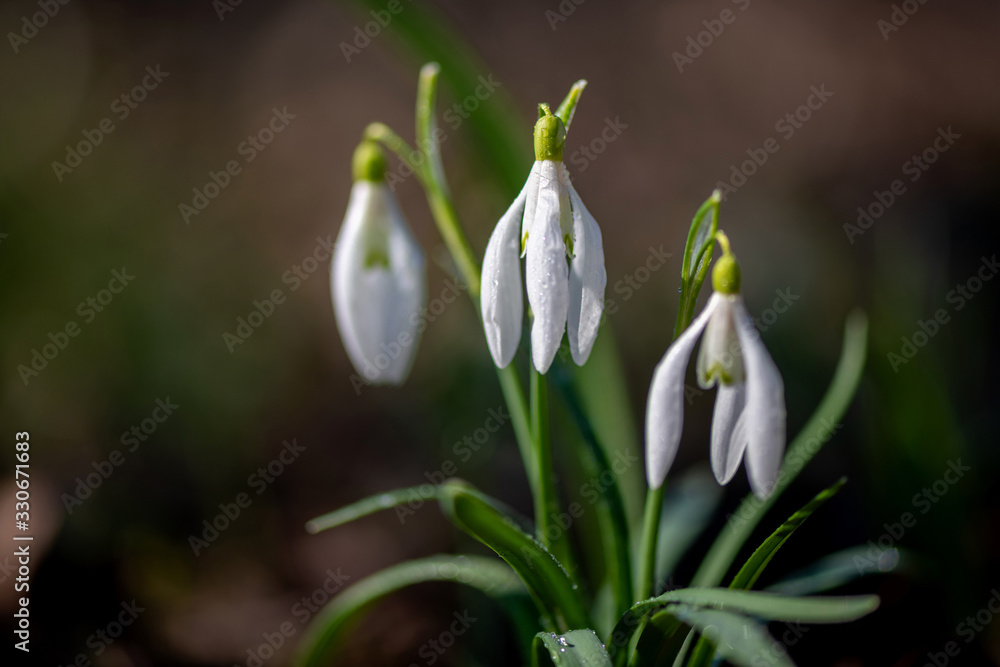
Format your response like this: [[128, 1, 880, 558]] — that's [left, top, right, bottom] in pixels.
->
[[607, 587, 879, 654], [686, 478, 847, 667], [767, 545, 906, 597], [305, 485, 438, 534], [533, 629, 614, 667], [629, 613, 690, 667], [571, 325, 644, 527], [670, 606, 795, 667], [729, 477, 847, 591], [554, 80, 588, 135], [691, 312, 869, 588], [294, 555, 525, 667], [551, 365, 634, 624], [675, 192, 720, 339], [438, 479, 591, 632]]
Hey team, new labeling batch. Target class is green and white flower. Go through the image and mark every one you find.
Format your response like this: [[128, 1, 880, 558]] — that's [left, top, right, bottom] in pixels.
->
[[481, 106, 606, 373], [331, 141, 426, 385], [645, 234, 786, 498]]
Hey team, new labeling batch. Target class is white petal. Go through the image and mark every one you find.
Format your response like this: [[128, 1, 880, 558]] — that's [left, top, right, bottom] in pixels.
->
[[696, 296, 744, 389], [525, 161, 569, 373], [331, 181, 426, 385], [711, 383, 748, 485], [644, 293, 721, 488], [565, 174, 607, 366], [481, 179, 529, 368], [732, 297, 786, 498], [520, 162, 542, 255]]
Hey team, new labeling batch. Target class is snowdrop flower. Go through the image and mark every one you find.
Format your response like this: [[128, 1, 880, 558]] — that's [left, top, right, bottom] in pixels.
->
[[481, 106, 607, 373], [645, 233, 786, 498], [331, 141, 426, 386]]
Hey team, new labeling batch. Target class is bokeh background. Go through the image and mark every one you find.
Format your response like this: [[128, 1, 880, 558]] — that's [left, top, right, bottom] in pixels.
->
[[2, 0, 999, 665]]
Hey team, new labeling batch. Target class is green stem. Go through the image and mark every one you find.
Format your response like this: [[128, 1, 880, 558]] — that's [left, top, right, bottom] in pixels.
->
[[531, 367, 557, 550], [636, 484, 665, 599]]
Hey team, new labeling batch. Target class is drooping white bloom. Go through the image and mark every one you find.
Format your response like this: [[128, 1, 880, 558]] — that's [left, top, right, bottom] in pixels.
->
[[331, 142, 426, 386], [645, 246, 786, 498], [481, 110, 606, 373]]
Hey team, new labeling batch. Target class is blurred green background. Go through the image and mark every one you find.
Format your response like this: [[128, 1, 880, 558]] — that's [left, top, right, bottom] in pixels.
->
[[1, 0, 998, 665]]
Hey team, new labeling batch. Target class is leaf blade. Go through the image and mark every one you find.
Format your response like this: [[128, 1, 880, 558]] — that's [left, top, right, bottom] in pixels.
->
[[533, 629, 614, 667], [439, 479, 591, 632], [295, 555, 525, 667]]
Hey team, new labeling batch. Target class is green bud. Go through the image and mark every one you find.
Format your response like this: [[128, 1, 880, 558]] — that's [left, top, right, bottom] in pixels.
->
[[533, 107, 565, 162], [712, 254, 741, 294], [352, 140, 386, 182]]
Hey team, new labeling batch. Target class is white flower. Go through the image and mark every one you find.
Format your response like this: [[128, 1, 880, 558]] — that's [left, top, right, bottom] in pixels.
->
[[331, 142, 426, 385], [481, 111, 606, 373], [645, 247, 786, 498]]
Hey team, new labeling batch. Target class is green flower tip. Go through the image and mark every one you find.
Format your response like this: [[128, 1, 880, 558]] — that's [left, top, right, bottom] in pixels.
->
[[533, 105, 565, 162], [712, 231, 741, 294], [352, 140, 386, 182]]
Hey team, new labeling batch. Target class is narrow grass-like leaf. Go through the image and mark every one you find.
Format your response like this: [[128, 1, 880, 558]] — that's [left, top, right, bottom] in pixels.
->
[[729, 477, 847, 591], [533, 629, 614, 667], [438, 479, 591, 632], [692, 312, 869, 588], [305, 485, 438, 534], [607, 587, 879, 654], [671, 606, 795, 667], [295, 555, 525, 667], [551, 365, 634, 622], [628, 613, 689, 667], [686, 478, 847, 666], [767, 546, 905, 596]]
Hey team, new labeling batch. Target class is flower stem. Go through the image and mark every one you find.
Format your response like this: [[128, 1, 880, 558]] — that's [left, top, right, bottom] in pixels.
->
[[530, 366, 566, 562], [368, 65, 553, 564], [636, 484, 665, 599]]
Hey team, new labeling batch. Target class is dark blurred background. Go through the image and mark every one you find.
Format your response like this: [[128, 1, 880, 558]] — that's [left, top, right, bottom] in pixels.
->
[[2, 0, 999, 665]]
